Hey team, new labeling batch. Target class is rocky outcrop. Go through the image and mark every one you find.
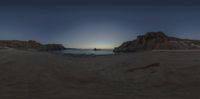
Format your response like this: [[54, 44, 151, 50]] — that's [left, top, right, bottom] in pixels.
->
[[0, 40, 66, 51], [114, 32, 200, 53], [0, 40, 42, 49]]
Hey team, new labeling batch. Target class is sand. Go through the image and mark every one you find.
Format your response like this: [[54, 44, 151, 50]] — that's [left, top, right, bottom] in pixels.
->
[[0, 48, 200, 99]]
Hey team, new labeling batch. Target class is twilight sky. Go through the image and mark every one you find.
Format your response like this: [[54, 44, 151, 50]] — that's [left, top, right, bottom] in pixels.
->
[[0, 0, 200, 48]]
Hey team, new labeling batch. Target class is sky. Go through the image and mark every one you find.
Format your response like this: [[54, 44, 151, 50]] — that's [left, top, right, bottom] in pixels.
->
[[0, 0, 200, 49]]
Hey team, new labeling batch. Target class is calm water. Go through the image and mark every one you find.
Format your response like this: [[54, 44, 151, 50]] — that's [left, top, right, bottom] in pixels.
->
[[53, 49, 114, 55]]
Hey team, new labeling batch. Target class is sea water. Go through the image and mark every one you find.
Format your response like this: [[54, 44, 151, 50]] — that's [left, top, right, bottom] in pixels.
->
[[53, 49, 114, 55]]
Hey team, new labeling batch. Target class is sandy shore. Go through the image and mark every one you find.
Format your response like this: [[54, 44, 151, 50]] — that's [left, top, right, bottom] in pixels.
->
[[0, 49, 200, 99]]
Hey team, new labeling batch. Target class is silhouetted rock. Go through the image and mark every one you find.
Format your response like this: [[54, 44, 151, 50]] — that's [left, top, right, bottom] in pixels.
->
[[114, 32, 200, 53], [93, 48, 101, 51], [0, 40, 66, 51], [0, 40, 42, 49]]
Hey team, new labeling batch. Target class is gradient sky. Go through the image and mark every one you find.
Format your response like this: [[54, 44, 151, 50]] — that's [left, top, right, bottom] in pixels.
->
[[0, 0, 200, 48]]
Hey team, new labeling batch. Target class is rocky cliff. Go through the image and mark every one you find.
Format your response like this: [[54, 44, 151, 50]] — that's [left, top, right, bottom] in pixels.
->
[[0, 40, 66, 51], [114, 32, 200, 53]]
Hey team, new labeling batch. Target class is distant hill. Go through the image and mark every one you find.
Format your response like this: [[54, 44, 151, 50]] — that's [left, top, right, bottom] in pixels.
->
[[0, 40, 66, 51], [114, 32, 200, 53]]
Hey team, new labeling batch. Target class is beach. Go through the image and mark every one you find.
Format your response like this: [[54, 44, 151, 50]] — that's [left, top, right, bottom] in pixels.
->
[[0, 49, 200, 99]]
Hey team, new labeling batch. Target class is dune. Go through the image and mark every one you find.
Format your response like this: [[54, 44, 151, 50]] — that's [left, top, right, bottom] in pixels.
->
[[0, 49, 200, 99]]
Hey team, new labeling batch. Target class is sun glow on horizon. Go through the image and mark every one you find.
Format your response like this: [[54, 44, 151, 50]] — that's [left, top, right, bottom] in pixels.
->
[[58, 21, 133, 49]]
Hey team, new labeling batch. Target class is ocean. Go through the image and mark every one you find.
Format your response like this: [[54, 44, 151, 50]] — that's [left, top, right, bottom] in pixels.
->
[[52, 49, 114, 55]]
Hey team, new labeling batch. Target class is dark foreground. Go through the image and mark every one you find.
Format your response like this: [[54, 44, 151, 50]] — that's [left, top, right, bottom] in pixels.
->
[[0, 49, 200, 99]]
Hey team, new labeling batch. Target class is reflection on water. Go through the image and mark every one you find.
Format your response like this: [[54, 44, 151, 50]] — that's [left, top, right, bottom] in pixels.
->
[[53, 49, 114, 55]]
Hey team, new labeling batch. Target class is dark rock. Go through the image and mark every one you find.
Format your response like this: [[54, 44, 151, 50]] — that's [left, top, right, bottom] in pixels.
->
[[0, 40, 42, 49], [114, 32, 200, 53], [0, 40, 66, 51], [93, 48, 101, 51]]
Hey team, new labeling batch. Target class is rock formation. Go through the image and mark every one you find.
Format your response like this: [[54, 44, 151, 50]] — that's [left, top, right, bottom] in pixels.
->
[[114, 32, 200, 53], [0, 40, 66, 51]]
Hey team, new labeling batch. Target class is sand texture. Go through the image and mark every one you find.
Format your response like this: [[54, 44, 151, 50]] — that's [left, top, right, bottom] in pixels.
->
[[0, 49, 200, 99]]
